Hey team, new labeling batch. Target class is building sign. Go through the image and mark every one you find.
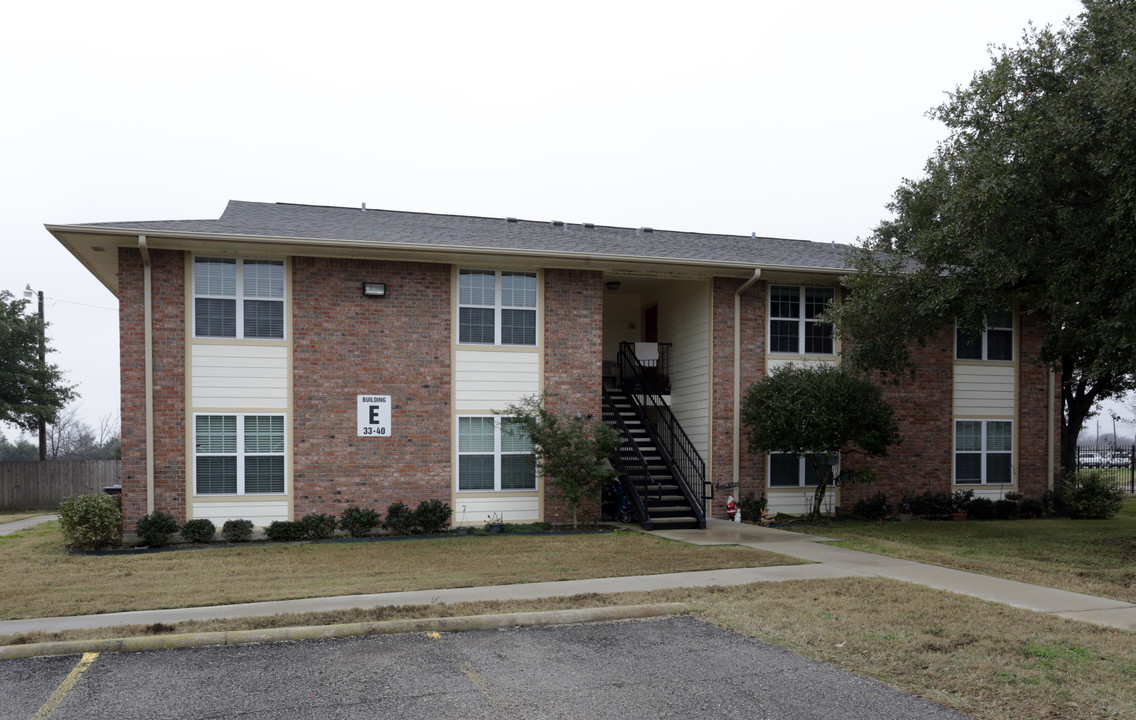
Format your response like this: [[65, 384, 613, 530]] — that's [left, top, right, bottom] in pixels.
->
[[357, 395, 391, 437]]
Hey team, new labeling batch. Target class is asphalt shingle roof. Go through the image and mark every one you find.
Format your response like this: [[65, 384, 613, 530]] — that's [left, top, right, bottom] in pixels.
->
[[84, 200, 854, 270]]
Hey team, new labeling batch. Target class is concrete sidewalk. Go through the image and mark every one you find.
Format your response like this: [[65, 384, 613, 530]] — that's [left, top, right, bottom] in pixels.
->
[[1, 518, 1133, 637], [0, 514, 57, 536]]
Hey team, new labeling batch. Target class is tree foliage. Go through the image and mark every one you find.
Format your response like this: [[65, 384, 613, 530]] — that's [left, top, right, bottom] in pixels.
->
[[501, 394, 620, 529], [741, 364, 899, 517], [829, 1, 1136, 472], [0, 290, 76, 433]]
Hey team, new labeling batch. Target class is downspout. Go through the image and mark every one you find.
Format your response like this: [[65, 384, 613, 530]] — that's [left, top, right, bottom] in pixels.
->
[[733, 268, 762, 491], [139, 235, 155, 514], [1047, 369, 1056, 489]]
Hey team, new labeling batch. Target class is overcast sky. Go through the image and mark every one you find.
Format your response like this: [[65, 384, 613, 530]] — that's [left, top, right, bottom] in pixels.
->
[[3, 0, 1107, 439]]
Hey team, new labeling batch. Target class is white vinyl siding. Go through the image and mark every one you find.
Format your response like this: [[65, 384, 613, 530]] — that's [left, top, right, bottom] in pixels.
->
[[953, 364, 1016, 416], [454, 350, 540, 411], [191, 344, 288, 409], [656, 281, 710, 459], [191, 500, 289, 526], [454, 495, 540, 525]]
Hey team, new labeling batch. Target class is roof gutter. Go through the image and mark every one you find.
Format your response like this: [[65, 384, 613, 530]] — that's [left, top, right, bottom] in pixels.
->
[[139, 235, 154, 515], [733, 268, 762, 494]]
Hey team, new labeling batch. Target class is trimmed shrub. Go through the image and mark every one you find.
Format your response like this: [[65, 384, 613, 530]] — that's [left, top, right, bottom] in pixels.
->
[[58, 491, 122, 548], [300, 513, 338, 540], [339, 506, 381, 538], [1019, 498, 1045, 517], [739, 492, 767, 522], [993, 499, 1019, 520], [852, 492, 889, 521], [967, 497, 996, 520], [136, 511, 180, 546], [951, 489, 975, 514], [222, 519, 254, 542], [181, 518, 216, 543], [1058, 471, 1125, 519], [414, 500, 452, 534], [905, 490, 952, 519], [383, 502, 415, 535], [265, 520, 306, 542]]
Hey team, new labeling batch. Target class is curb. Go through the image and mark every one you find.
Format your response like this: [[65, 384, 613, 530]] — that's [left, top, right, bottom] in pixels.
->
[[0, 603, 688, 660]]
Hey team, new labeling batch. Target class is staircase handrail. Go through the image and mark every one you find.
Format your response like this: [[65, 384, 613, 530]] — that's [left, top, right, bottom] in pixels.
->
[[617, 343, 707, 525], [601, 387, 654, 529]]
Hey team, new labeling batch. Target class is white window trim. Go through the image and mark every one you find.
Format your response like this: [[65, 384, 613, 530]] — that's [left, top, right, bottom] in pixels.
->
[[457, 269, 538, 347], [768, 285, 835, 356], [193, 412, 288, 496], [767, 452, 838, 488], [953, 419, 1014, 485], [456, 415, 538, 492], [193, 256, 286, 340], [954, 313, 1014, 362]]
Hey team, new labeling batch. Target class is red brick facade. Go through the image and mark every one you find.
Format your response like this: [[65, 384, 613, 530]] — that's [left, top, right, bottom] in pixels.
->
[[290, 257, 453, 518]]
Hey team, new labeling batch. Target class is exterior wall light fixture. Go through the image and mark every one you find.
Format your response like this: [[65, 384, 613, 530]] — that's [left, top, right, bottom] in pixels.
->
[[363, 282, 387, 297], [605, 281, 621, 291]]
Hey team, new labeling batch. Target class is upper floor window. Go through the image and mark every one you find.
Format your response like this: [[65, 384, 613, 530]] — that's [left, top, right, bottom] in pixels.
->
[[458, 270, 537, 346], [956, 309, 1013, 361], [769, 286, 834, 355], [194, 258, 285, 339]]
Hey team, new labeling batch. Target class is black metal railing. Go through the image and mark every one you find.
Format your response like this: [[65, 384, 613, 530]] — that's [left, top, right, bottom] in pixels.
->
[[617, 341, 672, 394], [1074, 445, 1136, 493], [601, 388, 655, 528], [617, 343, 708, 519]]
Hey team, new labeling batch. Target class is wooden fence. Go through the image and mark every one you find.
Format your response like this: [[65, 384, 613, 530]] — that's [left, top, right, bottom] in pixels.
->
[[0, 460, 121, 510]]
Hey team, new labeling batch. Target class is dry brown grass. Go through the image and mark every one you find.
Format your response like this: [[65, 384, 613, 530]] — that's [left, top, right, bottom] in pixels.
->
[[6, 579, 1134, 720], [0, 522, 797, 620]]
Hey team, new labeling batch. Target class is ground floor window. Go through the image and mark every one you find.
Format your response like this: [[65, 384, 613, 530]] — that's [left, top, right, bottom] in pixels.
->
[[955, 420, 1012, 484], [194, 414, 286, 495], [458, 416, 536, 491], [768, 453, 827, 487]]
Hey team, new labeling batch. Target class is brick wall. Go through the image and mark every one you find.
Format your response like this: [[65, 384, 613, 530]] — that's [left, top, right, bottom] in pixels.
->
[[118, 248, 186, 526], [291, 257, 452, 518], [542, 268, 604, 523], [710, 277, 765, 519], [1018, 312, 1059, 497]]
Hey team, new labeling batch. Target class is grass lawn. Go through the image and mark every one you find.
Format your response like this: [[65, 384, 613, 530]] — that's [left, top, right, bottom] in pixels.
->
[[0, 522, 798, 620], [7, 579, 1134, 720], [787, 497, 1136, 603]]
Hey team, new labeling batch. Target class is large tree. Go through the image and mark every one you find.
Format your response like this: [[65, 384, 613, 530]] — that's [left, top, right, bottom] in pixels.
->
[[0, 290, 76, 434], [741, 364, 899, 517], [830, 1, 1136, 473]]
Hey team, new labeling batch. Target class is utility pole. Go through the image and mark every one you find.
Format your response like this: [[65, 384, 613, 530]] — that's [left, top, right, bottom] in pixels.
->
[[23, 285, 46, 461]]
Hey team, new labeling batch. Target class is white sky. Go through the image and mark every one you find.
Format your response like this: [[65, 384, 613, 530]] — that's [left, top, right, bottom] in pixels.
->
[[2, 0, 1106, 437]]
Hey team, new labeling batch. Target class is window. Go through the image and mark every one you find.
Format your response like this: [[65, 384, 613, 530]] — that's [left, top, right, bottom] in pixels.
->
[[769, 286, 834, 354], [194, 258, 285, 339], [457, 416, 536, 491], [956, 309, 1013, 361], [955, 420, 1012, 484], [195, 414, 286, 495], [768, 453, 827, 487], [458, 270, 537, 346]]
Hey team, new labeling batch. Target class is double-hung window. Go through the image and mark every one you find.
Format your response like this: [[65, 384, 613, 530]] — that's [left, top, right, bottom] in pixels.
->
[[458, 270, 537, 346], [768, 452, 828, 487], [956, 309, 1013, 361], [194, 257, 285, 339], [457, 416, 536, 491], [769, 286, 834, 355], [955, 420, 1012, 485], [195, 414, 286, 495]]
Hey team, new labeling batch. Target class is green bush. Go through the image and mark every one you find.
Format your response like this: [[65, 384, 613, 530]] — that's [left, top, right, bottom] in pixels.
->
[[993, 499, 1019, 520], [414, 500, 452, 534], [383, 502, 415, 535], [265, 520, 306, 542], [58, 491, 122, 548], [738, 492, 767, 522], [222, 519, 254, 542], [1058, 471, 1125, 519], [300, 513, 338, 540], [905, 490, 952, 519], [339, 506, 381, 538], [853, 492, 889, 520], [136, 511, 179, 546], [1018, 498, 1045, 517], [180, 518, 216, 543], [967, 497, 996, 520], [951, 489, 975, 513]]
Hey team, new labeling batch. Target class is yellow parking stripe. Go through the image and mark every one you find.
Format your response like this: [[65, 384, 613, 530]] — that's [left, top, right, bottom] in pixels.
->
[[32, 652, 98, 720]]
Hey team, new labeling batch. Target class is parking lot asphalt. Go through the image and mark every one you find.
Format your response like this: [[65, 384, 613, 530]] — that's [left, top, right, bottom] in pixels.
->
[[1, 615, 976, 720]]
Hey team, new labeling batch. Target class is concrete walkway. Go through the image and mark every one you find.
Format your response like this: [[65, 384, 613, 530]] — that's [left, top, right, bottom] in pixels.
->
[[0, 514, 57, 536], [1, 518, 1133, 637]]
